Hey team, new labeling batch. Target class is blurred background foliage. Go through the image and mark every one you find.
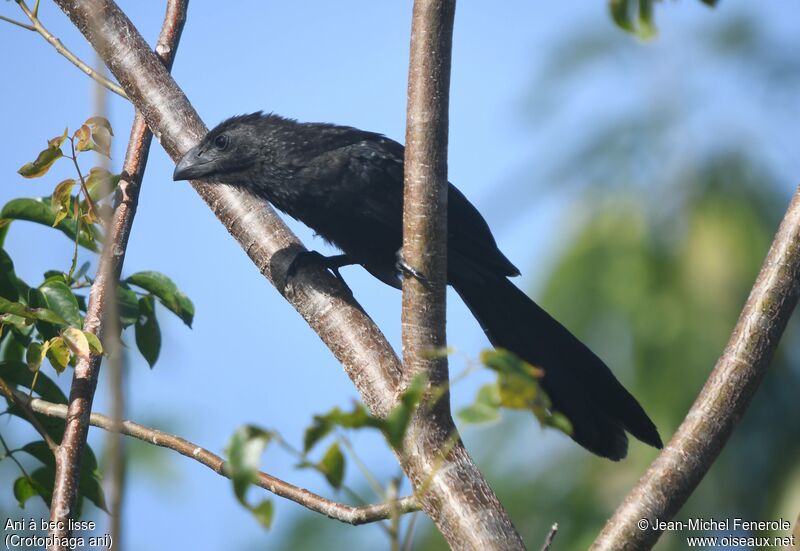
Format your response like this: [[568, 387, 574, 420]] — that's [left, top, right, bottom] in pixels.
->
[[271, 7, 800, 551]]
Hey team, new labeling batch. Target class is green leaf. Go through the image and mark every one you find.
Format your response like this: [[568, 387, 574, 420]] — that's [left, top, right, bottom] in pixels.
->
[[74, 125, 92, 152], [46, 336, 71, 373], [13, 476, 41, 508], [480, 348, 544, 379], [636, 0, 656, 39], [303, 415, 333, 453], [0, 198, 99, 252], [62, 327, 90, 359], [14, 436, 104, 514], [0, 222, 8, 248], [85, 116, 113, 134], [225, 425, 273, 503], [39, 279, 82, 327], [26, 341, 48, 372], [497, 371, 544, 410], [317, 442, 345, 489], [458, 403, 501, 424], [84, 332, 103, 354], [250, 500, 274, 529], [0, 296, 69, 327], [0, 330, 28, 361], [383, 373, 427, 449], [75, 117, 114, 158], [544, 411, 574, 436], [85, 167, 120, 201], [49, 128, 69, 149], [609, 0, 634, 32], [0, 248, 20, 301], [126, 271, 194, 327], [609, 0, 657, 39], [20, 440, 56, 469], [18, 144, 63, 179], [117, 285, 139, 327], [74, 261, 91, 282], [135, 295, 160, 367], [303, 404, 381, 453], [77, 468, 108, 513], [50, 179, 76, 227], [0, 360, 67, 403], [91, 126, 112, 158], [457, 384, 502, 425], [13, 467, 54, 508]]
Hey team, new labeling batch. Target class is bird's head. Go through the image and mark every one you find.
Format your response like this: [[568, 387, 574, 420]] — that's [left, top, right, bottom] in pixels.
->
[[172, 112, 292, 185]]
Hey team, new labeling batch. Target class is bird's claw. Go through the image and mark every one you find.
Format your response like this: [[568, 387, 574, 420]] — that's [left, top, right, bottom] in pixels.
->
[[287, 251, 351, 289], [395, 251, 430, 286]]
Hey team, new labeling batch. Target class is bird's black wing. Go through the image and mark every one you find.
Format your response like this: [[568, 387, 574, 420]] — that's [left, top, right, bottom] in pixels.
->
[[293, 132, 519, 285]]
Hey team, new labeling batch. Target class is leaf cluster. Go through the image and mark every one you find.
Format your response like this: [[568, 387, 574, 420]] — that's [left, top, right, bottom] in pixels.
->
[[0, 118, 195, 517]]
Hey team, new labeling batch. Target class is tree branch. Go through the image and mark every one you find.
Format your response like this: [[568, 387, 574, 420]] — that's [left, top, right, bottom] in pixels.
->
[[591, 186, 800, 550], [8, 388, 417, 525], [400, 0, 525, 549], [48, 1, 187, 545], [53, 0, 521, 547]]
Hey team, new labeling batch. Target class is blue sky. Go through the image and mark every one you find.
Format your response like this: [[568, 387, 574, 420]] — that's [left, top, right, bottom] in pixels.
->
[[1, 1, 797, 549]]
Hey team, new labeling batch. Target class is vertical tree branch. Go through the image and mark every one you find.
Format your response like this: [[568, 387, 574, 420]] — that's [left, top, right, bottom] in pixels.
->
[[400, 1, 525, 549], [591, 186, 800, 551], [48, 1, 188, 546], [402, 0, 453, 389]]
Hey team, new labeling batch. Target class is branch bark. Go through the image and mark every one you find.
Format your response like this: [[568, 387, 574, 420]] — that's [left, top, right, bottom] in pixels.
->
[[400, 0, 525, 549], [591, 186, 800, 550], [4, 387, 417, 525], [48, 1, 188, 545], [54, 0, 519, 548]]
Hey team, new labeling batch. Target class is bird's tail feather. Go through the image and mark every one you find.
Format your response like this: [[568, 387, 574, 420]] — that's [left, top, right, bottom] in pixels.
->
[[453, 274, 662, 460]]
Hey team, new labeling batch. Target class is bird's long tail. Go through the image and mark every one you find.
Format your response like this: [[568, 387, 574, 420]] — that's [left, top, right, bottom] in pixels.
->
[[453, 274, 662, 460]]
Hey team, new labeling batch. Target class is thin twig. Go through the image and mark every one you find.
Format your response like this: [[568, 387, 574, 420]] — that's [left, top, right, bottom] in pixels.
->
[[0, 13, 36, 30], [68, 138, 98, 220], [0, 377, 58, 453], [591, 187, 800, 551], [47, 1, 187, 544], [11, 388, 419, 525], [11, 0, 127, 98], [540, 523, 558, 551]]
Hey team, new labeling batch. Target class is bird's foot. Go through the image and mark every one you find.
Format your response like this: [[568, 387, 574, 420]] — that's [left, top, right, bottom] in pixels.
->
[[287, 251, 353, 289], [395, 250, 430, 286]]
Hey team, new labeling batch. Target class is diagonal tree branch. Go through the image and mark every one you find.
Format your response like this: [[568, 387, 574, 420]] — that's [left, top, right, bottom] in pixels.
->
[[400, 0, 525, 549], [48, 1, 188, 545], [53, 0, 521, 548], [5, 387, 418, 525], [591, 185, 800, 550]]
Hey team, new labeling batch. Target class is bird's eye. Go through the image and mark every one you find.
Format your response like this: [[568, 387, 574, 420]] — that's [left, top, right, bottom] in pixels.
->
[[213, 134, 229, 150]]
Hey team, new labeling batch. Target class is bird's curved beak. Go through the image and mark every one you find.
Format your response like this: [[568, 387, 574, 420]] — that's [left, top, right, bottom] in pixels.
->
[[173, 145, 216, 181]]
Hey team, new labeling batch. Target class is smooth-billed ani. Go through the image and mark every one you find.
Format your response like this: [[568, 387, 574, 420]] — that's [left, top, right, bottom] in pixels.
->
[[173, 112, 663, 460]]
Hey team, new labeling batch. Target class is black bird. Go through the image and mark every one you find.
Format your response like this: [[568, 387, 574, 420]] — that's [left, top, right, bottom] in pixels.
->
[[173, 112, 663, 460]]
